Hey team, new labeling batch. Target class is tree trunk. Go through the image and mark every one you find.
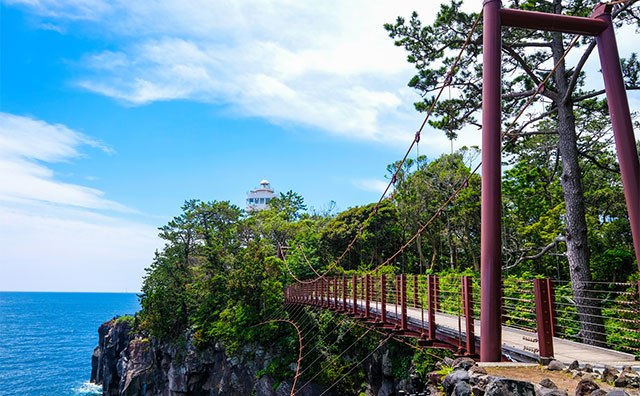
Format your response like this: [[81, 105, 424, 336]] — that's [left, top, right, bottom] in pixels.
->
[[447, 211, 454, 270], [430, 238, 438, 271], [417, 231, 425, 274], [550, 4, 606, 346]]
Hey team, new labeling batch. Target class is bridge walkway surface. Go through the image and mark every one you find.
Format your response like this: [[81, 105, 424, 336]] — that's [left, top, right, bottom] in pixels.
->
[[349, 299, 638, 367], [285, 275, 640, 367]]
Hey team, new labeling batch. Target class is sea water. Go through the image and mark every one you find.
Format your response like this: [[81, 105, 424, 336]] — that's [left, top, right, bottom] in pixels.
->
[[0, 292, 140, 396]]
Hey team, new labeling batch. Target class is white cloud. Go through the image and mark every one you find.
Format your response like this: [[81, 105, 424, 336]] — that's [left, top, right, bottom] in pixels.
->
[[0, 113, 161, 292], [8, 0, 452, 145], [352, 178, 391, 194], [7, 0, 639, 147], [0, 113, 128, 211]]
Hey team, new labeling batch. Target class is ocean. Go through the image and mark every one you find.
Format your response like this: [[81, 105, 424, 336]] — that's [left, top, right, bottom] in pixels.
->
[[0, 292, 140, 396]]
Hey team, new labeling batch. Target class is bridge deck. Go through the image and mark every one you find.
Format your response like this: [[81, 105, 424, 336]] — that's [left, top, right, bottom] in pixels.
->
[[336, 298, 639, 367]]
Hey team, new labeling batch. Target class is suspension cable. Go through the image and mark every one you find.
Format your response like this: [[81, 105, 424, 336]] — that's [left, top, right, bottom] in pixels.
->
[[363, 34, 581, 275], [250, 319, 303, 396], [283, 9, 485, 285]]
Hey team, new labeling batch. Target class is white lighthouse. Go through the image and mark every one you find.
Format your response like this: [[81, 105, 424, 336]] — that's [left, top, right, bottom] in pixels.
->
[[246, 179, 277, 212]]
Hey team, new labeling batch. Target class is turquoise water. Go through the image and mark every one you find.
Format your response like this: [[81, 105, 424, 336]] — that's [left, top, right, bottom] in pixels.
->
[[0, 292, 140, 396]]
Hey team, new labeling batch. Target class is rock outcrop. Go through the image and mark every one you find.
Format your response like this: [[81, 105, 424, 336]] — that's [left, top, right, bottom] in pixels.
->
[[90, 319, 330, 396], [90, 319, 429, 396]]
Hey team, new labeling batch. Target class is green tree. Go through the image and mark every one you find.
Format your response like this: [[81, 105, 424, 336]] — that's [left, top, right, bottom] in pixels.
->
[[385, 0, 640, 345]]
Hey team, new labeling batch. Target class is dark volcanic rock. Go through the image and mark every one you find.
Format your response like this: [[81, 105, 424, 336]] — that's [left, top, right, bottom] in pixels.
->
[[428, 370, 444, 385], [469, 366, 488, 376], [91, 319, 134, 396], [443, 370, 470, 396], [540, 378, 558, 389], [453, 381, 473, 396], [569, 360, 580, 370], [548, 360, 564, 371], [575, 378, 600, 396], [603, 365, 620, 383], [90, 320, 331, 396], [606, 390, 630, 396], [452, 357, 476, 371], [535, 386, 568, 396], [485, 378, 535, 396]]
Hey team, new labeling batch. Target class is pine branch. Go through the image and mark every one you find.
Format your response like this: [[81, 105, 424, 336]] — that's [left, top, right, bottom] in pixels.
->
[[503, 237, 566, 271]]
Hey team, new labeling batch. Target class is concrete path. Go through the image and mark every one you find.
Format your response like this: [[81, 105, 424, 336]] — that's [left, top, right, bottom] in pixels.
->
[[323, 298, 639, 367]]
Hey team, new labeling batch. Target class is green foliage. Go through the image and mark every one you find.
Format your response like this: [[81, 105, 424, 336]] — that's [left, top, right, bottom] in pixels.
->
[[436, 365, 455, 377], [114, 315, 135, 325], [413, 348, 454, 382], [392, 355, 412, 380], [138, 198, 298, 352]]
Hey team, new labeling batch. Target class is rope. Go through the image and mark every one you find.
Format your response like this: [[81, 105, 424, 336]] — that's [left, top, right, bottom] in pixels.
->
[[314, 333, 393, 396], [295, 327, 373, 393], [283, 9, 485, 285], [363, 34, 581, 276], [250, 319, 303, 396]]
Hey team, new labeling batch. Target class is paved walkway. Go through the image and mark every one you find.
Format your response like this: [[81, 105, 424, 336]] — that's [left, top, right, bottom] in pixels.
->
[[325, 298, 639, 367]]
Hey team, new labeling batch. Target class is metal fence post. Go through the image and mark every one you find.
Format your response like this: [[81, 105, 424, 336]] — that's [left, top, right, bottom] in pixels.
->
[[381, 274, 387, 323], [352, 275, 358, 315], [342, 276, 347, 312], [365, 274, 371, 318], [462, 276, 476, 355], [428, 274, 436, 339], [413, 274, 418, 308], [401, 274, 408, 330], [333, 276, 338, 311], [534, 278, 554, 360], [545, 278, 557, 337], [435, 275, 440, 311]]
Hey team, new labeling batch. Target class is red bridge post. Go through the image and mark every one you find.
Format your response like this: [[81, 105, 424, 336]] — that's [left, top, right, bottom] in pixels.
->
[[534, 278, 555, 360], [413, 275, 418, 308], [322, 278, 327, 307], [342, 276, 347, 312], [592, 4, 640, 272], [365, 274, 371, 318], [381, 274, 387, 323], [401, 274, 408, 331], [352, 275, 357, 315], [462, 276, 476, 355], [545, 279, 557, 337], [435, 276, 440, 311], [428, 274, 436, 340], [480, 0, 503, 362], [333, 276, 338, 311]]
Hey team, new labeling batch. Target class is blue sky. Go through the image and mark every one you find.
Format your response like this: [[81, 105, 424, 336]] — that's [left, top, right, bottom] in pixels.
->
[[1, 0, 638, 292]]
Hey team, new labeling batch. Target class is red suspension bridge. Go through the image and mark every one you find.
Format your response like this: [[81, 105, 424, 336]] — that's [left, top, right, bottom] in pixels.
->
[[263, 1, 640, 394], [283, 275, 640, 364]]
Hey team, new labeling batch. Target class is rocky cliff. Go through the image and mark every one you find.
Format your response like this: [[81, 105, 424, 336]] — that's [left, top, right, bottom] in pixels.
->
[[90, 319, 428, 396], [91, 319, 640, 396]]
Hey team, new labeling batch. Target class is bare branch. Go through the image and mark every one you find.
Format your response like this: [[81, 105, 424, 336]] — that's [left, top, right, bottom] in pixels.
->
[[503, 89, 536, 99], [578, 149, 620, 173], [506, 129, 559, 139], [508, 42, 553, 48], [564, 40, 597, 103], [502, 44, 542, 85], [573, 86, 640, 102], [503, 237, 566, 271]]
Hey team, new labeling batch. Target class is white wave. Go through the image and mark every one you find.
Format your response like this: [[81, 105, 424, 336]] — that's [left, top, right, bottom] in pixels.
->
[[73, 381, 102, 395]]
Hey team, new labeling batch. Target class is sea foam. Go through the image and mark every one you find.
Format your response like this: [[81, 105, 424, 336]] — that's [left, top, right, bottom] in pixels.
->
[[73, 381, 102, 395]]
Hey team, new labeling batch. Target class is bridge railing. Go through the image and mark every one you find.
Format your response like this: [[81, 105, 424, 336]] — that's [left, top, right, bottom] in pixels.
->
[[551, 279, 640, 355], [283, 275, 640, 359]]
